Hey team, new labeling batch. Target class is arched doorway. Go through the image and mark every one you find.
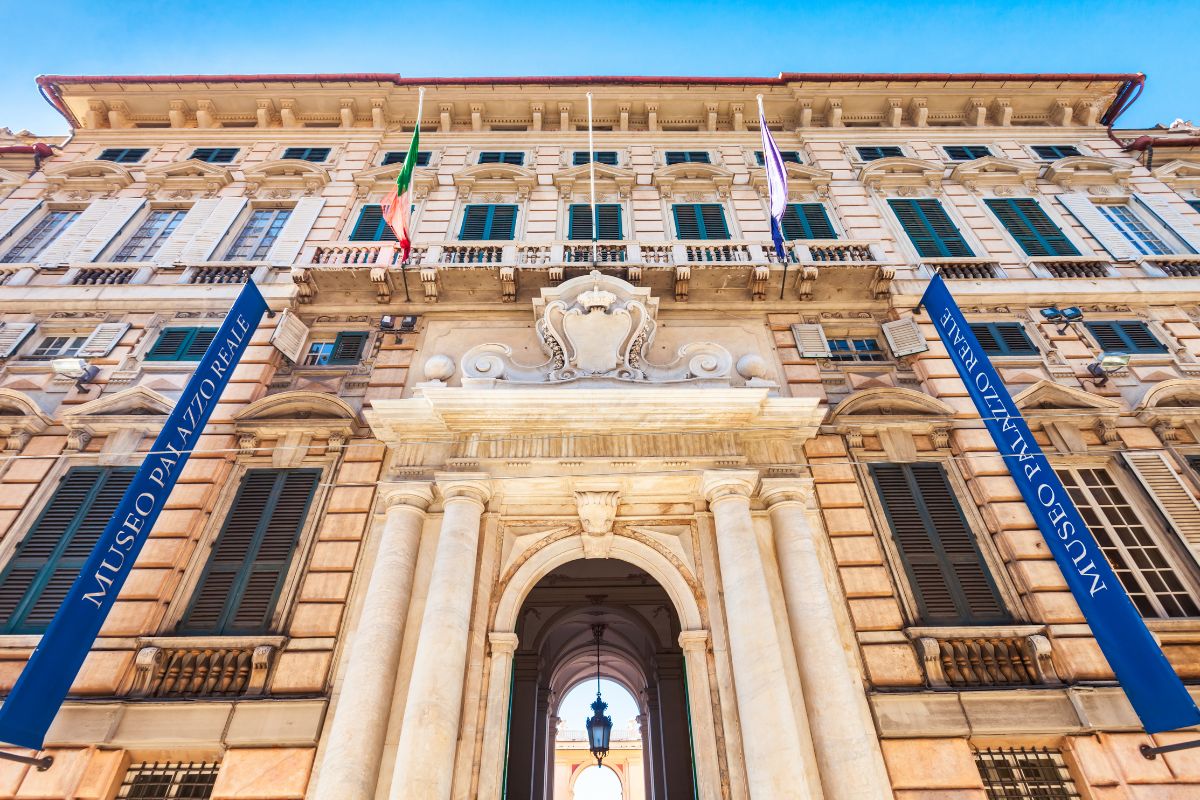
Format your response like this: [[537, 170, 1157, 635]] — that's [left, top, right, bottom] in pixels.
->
[[571, 764, 624, 799], [504, 559, 697, 800]]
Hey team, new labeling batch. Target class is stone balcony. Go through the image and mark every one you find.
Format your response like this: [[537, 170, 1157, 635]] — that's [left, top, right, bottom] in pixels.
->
[[908, 626, 1062, 689], [127, 637, 284, 699], [296, 238, 896, 304]]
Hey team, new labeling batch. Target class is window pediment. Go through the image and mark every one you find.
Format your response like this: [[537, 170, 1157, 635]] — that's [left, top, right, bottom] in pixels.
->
[[353, 164, 436, 199], [551, 163, 636, 198], [143, 159, 233, 197], [949, 156, 1039, 192], [241, 158, 330, 197], [831, 386, 954, 424], [0, 388, 50, 453], [1151, 159, 1200, 192], [651, 162, 734, 199], [859, 157, 943, 193], [452, 163, 537, 200], [1043, 156, 1133, 189], [0, 168, 20, 196], [1012, 379, 1120, 453], [1136, 379, 1200, 439], [60, 386, 173, 455], [43, 160, 134, 197], [749, 163, 832, 199], [234, 390, 360, 439]]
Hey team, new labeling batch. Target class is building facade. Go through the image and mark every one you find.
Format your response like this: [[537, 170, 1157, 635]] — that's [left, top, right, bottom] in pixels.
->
[[0, 72, 1197, 798]]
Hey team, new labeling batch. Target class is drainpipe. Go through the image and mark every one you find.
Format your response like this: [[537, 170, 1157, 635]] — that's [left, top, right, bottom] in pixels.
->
[[1104, 74, 1200, 153]]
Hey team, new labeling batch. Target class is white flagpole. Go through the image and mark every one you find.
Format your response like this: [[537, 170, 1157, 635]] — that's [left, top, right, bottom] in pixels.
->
[[758, 93, 789, 299], [587, 91, 597, 266]]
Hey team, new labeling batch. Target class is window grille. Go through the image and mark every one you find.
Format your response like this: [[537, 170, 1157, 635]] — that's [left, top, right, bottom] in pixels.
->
[[117, 761, 219, 799], [1031, 144, 1082, 160], [973, 747, 1081, 800]]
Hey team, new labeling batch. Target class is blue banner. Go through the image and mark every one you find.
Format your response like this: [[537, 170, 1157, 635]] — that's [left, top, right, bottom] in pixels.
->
[[0, 281, 268, 749], [921, 274, 1200, 733]]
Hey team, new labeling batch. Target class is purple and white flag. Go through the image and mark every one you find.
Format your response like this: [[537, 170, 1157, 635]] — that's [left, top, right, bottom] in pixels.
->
[[758, 102, 790, 262]]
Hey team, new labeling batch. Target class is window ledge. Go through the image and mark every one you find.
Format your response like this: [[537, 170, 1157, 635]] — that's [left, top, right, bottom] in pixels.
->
[[1145, 618, 1200, 644], [135, 634, 287, 649], [905, 624, 1044, 639], [0, 634, 42, 650]]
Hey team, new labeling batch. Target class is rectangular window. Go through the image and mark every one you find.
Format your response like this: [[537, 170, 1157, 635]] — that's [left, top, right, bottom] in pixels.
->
[[222, 208, 291, 260], [1058, 466, 1199, 617], [112, 209, 188, 262], [0, 210, 81, 263], [348, 204, 398, 242], [567, 204, 622, 241], [97, 148, 149, 164], [382, 150, 432, 167], [870, 462, 1009, 625], [477, 151, 525, 165], [146, 327, 218, 361], [888, 198, 974, 258], [281, 147, 331, 162], [855, 145, 904, 161], [827, 338, 885, 362], [974, 747, 1081, 800], [26, 335, 88, 360], [985, 198, 1080, 257], [1083, 320, 1168, 354], [781, 203, 837, 240], [969, 322, 1038, 356], [117, 762, 219, 800], [573, 151, 619, 166], [754, 150, 802, 165], [305, 331, 368, 366], [1032, 144, 1083, 160], [459, 204, 518, 241], [189, 148, 238, 164], [0, 467, 136, 634], [943, 145, 993, 161], [664, 151, 711, 165], [672, 204, 730, 240], [179, 469, 320, 635], [1095, 203, 1176, 256]]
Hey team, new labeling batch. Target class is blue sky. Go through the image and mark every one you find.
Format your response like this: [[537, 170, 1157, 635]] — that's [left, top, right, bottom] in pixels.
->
[[2, 0, 1196, 134]]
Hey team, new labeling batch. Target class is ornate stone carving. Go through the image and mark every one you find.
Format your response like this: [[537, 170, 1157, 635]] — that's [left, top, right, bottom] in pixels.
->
[[461, 271, 736, 387], [574, 487, 620, 559]]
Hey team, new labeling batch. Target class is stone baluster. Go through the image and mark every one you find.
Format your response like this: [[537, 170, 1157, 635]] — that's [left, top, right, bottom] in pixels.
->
[[312, 482, 433, 800], [702, 470, 824, 799], [388, 473, 492, 799], [761, 478, 893, 800]]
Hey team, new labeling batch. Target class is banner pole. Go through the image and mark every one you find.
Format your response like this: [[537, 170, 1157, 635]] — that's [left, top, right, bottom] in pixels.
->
[[0, 751, 53, 771], [1141, 739, 1200, 760]]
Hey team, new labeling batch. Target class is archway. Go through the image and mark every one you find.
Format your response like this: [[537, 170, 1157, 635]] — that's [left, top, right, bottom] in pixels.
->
[[571, 764, 624, 800], [503, 558, 697, 800]]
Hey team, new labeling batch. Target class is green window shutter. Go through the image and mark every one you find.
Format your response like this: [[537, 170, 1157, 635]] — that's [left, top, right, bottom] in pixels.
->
[[568, 204, 590, 241], [349, 205, 398, 242], [698, 204, 729, 240], [488, 205, 517, 240], [282, 147, 330, 162], [0, 467, 136, 633], [568, 205, 622, 241], [190, 148, 238, 164], [180, 469, 319, 635], [460, 205, 517, 240], [944, 145, 992, 160], [146, 327, 217, 361], [889, 199, 973, 258], [969, 322, 1038, 356], [666, 152, 710, 165], [1189, 201, 1200, 215], [985, 198, 1079, 257], [382, 151, 431, 166], [870, 462, 1009, 625], [460, 205, 490, 240], [329, 331, 369, 365], [673, 205, 700, 239], [781, 203, 837, 240], [673, 204, 729, 240], [478, 152, 524, 165], [183, 328, 217, 360], [1084, 321, 1168, 354], [97, 148, 148, 164], [856, 146, 904, 161], [573, 151, 618, 166], [1032, 145, 1082, 160]]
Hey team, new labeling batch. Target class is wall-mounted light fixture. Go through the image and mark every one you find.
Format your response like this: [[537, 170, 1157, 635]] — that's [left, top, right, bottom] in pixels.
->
[[51, 358, 100, 392], [1040, 306, 1084, 335], [1084, 352, 1131, 388]]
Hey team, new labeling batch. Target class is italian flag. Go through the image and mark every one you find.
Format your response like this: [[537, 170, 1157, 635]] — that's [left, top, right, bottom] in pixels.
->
[[382, 122, 420, 263]]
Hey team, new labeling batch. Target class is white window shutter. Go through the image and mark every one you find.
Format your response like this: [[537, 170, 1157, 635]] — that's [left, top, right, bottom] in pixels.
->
[[76, 322, 131, 358], [882, 317, 929, 357], [269, 310, 309, 363], [1136, 194, 1200, 254], [179, 197, 247, 262], [69, 198, 145, 263], [790, 323, 831, 358], [36, 201, 112, 266], [0, 200, 42, 243], [0, 323, 36, 358], [1123, 452, 1200, 546], [266, 198, 325, 266], [153, 200, 219, 265], [1056, 193, 1137, 261]]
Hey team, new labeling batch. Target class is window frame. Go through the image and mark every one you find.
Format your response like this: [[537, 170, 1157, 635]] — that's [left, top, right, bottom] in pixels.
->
[[663, 151, 712, 165], [854, 145, 906, 162], [144, 326, 219, 362], [96, 147, 150, 164], [302, 330, 370, 366], [221, 206, 293, 261], [1082, 319, 1170, 355], [0, 208, 83, 264], [670, 203, 732, 241], [476, 151, 526, 166], [188, 147, 239, 164], [458, 203, 519, 241], [110, 207, 189, 262], [983, 196, 1083, 258], [942, 144, 994, 161], [826, 337, 887, 362], [24, 333, 90, 361], [1029, 144, 1085, 160], [381, 150, 433, 167], [280, 146, 332, 163], [1093, 200, 1183, 256], [886, 197, 976, 259]]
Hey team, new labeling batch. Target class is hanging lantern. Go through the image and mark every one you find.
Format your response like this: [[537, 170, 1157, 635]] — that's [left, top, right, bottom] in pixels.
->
[[586, 624, 613, 766]]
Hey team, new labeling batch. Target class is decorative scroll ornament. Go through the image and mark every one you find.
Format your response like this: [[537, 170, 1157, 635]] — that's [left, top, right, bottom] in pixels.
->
[[461, 271, 734, 386]]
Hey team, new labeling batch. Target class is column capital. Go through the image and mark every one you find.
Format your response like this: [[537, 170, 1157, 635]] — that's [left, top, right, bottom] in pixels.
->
[[434, 472, 493, 507], [758, 477, 815, 510], [701, 469, 759, 506], [488, 631, 519, 655], [379, 481, 435, 512], [677, 629, 710, 653]]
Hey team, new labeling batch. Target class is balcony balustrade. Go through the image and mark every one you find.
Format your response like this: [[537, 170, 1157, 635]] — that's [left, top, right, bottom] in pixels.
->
[[129, 640, 278, 698], [910, 627, 1061, 689], [1031, 257, 1113, 279]]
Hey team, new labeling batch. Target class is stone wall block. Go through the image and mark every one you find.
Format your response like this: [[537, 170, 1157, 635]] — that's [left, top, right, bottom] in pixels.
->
[[211, 748, 315, 800], [881, 738, 985, 790]]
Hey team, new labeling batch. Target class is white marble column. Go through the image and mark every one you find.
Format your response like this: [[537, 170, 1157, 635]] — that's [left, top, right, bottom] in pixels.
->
[[677, 630, 722, 800], [702, 470, 824, 799], [388, 473, 492, 800], [760, 479, 894, 800], [313, 482, 433, 800], [476, 631, 520, 800]]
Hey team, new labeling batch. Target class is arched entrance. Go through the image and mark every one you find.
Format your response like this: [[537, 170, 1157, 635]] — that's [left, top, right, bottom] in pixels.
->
[[504, 559, 697, 800]]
